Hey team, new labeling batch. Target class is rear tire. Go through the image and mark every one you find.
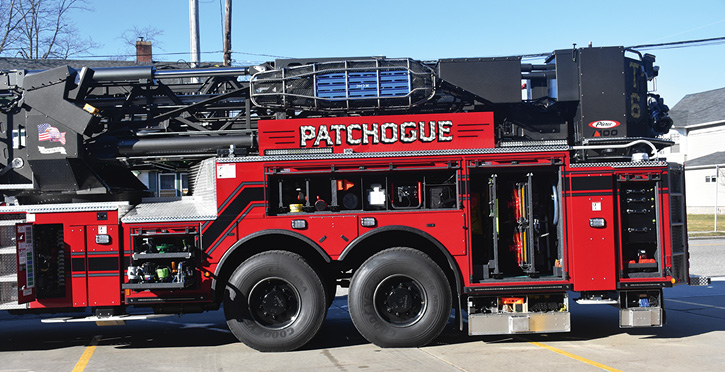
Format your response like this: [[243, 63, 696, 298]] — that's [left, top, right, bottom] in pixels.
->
[[348, 248, 452, 347], [223, 251, 326, 351]]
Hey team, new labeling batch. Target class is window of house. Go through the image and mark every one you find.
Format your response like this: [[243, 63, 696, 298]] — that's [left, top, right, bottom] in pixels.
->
[[159, 173, 178, 197]]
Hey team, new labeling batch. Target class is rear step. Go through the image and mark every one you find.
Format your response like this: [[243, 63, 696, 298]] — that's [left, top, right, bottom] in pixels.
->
[[575, 292, 618, 305], [575, 298, 618, 305], [690, 275, 711, 286]]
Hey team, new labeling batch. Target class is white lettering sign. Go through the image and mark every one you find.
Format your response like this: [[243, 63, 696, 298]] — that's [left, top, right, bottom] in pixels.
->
[[38, 146, 67, 155], [299, 120, 455, 147]]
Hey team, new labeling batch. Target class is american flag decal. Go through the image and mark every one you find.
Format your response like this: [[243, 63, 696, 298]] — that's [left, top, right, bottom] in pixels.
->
[[37, 124, 66, 145]]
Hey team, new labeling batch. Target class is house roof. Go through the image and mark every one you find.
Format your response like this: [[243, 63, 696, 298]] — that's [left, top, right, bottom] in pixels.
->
[[670, 87, 725, 128], [686, 151, 725, 168], [0, 57, 215, 73]]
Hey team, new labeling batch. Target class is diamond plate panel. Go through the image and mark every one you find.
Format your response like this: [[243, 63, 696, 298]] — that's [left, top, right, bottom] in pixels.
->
[[121, 197, 216, 223], [219, 145, 571, 164]]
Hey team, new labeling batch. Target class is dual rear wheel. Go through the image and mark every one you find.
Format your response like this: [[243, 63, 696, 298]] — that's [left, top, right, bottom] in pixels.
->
[[348, 248, 452, 347], [223, 248, 451, 351]]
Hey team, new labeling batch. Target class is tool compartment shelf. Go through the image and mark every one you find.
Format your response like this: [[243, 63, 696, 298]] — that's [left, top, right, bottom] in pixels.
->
[[124, 225, 200, 291]]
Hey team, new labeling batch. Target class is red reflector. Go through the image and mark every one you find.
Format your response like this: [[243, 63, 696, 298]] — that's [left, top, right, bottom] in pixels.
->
[[502, 297, 525, 305]]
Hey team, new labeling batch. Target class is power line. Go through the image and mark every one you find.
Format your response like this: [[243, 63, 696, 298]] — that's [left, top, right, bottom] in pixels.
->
[[70, 50, 223, 59], [513, 36, 725, 61], [5, 36, 722, 62], [628, 36, 725, 51], [69, 50, 291, 60]]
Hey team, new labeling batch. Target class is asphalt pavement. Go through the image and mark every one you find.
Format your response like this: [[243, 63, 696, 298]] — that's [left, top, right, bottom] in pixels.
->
[[688, 237, 725, 278], [0, 238, 724, 372]]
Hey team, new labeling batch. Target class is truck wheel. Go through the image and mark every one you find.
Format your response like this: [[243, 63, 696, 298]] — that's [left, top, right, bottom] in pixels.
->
[[223, 251, 326, 351], [348, 248, 452, 347]]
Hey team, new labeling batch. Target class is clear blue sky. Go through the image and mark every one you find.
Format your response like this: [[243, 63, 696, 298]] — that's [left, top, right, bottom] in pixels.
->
[[72, 0, 725, 106]]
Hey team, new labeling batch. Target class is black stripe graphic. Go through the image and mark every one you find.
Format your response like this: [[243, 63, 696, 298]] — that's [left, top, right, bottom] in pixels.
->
[[570, 176, 612, 192], [565, 191, 613, 197], [207, 202, 265, 254], [203, 186, 264, 251], [88, 257, 119, 272], [71, 257, 85, 272]]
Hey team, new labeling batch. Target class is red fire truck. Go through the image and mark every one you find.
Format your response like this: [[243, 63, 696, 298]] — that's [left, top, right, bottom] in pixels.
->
[[0, 46, 693, 351]]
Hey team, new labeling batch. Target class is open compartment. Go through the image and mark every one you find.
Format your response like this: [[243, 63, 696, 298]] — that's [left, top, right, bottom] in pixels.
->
[[267, 167, 458, 215], [617, 174, 662, 278], [467, 293, 570, 335], [31, 224, 68, 299], [469, 166, 563, 281], [123, 225, 199, 290]]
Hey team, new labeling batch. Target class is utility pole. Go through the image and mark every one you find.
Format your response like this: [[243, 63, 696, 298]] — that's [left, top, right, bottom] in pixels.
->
[[716, 164, 721, 232], [189, 0, 201, 69], [223, 0, 232, 66]]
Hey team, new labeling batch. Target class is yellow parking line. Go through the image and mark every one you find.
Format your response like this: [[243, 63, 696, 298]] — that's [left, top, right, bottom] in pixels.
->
[[72, 335, 102, 372], [528, 341, 623, 372]]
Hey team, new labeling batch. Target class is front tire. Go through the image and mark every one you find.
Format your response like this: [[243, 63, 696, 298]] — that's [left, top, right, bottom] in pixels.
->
[[348, 248, 452, 347], [223, 251, 326, 351]]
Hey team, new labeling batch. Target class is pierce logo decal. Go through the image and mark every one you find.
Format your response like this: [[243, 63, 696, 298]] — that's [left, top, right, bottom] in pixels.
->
[[588, 120, 620, 129]]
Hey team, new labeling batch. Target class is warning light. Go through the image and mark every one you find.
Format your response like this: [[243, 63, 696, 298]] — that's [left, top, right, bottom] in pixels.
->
[[83, 103, 100, 115], [337, 179, 355, 191]]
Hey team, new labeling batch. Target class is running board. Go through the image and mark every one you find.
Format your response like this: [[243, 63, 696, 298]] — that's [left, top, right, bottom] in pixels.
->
[[575, 298, 618, 305], [41, 313, 172, 326]]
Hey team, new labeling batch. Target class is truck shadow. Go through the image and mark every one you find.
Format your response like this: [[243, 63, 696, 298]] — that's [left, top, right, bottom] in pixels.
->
[[432, 295, 725, 347], [1, 289, 723, 351], [0, 310, 239, 351]]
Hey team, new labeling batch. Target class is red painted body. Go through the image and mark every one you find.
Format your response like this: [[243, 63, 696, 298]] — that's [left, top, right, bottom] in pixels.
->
[[9, 112, 685, 315]]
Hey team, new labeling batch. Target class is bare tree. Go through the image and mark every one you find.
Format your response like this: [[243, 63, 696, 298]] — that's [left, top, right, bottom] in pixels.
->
[[0, 0, 27, 54], [115, 25, 164, 60], [0, 0, 99, 59]]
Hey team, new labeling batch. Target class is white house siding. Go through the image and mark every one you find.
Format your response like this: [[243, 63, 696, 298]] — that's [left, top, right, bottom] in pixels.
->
[[685, 167, 725, 214], [686, 126, 725, 161], [667, 87, 725, 215]]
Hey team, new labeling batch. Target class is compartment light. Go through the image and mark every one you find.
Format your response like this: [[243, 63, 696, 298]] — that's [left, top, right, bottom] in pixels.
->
[[360, 217, 377, 227], [95, 234, 111, 244], [589, 218, 606, 228], [291, 219, 307, 230]]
